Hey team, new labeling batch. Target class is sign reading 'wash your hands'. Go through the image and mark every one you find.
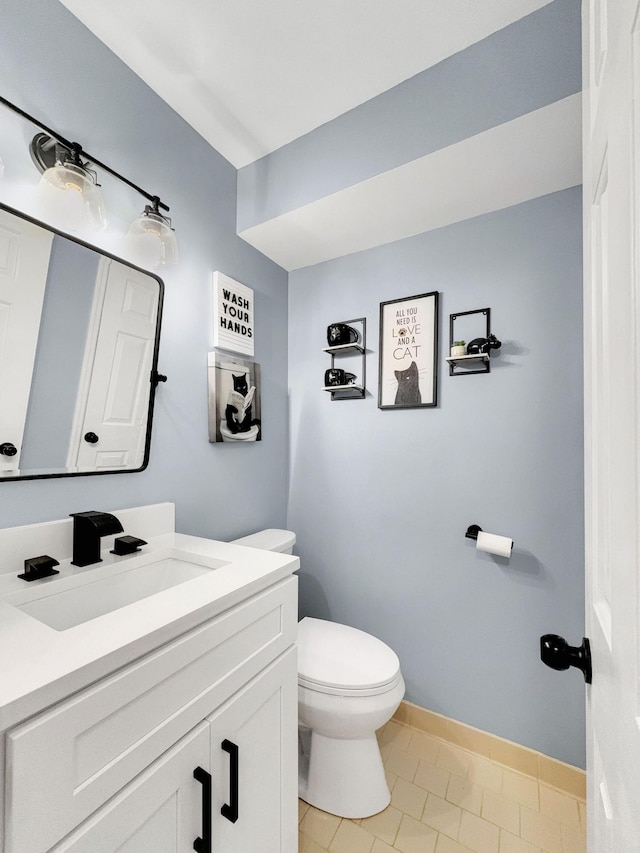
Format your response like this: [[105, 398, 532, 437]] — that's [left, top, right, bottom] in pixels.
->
[[212, 271, 254, 356]]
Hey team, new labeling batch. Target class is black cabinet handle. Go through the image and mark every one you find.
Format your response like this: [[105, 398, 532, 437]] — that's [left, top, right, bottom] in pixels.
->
[[84, 432, 99, 444], [221, 739, 239, 823], [193, 766, 212, 853], [0, 442, 17, 457]]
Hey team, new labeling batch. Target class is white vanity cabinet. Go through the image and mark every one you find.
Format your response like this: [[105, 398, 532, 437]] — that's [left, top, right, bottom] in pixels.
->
[[3, 576, 298, 853]]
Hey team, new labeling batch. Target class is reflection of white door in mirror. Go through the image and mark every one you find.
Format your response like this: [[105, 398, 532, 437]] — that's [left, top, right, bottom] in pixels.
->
[[0, 210, 53, 473], [67, 258, 160, 471]]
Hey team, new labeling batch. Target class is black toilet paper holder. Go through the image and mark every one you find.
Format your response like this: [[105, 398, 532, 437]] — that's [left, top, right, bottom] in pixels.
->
[[465, 524, 482, 541]]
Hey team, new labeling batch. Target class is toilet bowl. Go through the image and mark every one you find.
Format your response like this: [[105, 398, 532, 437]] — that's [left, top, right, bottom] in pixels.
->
[[297, 617, 404, 818], [230, 529, 405, 819]]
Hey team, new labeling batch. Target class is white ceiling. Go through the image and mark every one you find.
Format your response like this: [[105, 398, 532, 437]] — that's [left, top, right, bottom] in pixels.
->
[[238, 94, 582, 270], [57, 0, 580, 270], [58, 0, 553, 168]]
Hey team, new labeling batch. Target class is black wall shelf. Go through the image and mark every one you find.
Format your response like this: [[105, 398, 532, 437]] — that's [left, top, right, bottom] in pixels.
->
[[445, 353, 489, 368], [322, 317, 366, 400], [448, 308, 492, 376]]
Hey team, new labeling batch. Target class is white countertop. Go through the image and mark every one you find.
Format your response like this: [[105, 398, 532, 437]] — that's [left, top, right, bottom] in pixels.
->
[[0, 530, 298, 730]]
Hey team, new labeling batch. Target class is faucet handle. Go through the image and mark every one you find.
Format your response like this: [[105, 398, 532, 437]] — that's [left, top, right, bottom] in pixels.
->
[[110, 535, 147, 556], [18, 555, 60, 582]]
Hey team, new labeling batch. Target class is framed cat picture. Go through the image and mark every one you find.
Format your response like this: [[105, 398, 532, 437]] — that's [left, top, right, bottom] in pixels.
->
[[378, 291, 439, 409], [207, 352, 262, 442]]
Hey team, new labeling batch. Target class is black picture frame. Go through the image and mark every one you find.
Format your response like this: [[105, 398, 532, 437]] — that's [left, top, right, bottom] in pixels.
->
[[0, 200, 164, 482], [378, 291, 439, 409], [207, 353, 262, 443]]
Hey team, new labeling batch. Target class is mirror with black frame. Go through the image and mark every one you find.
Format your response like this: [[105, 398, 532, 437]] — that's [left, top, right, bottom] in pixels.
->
[[0, 201, 164, 481]]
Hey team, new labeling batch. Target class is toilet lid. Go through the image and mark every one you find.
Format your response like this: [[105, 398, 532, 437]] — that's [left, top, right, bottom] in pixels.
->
[[297, 617, 401, 692]]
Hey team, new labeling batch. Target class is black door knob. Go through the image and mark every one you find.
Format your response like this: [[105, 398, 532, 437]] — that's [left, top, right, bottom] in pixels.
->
[[84, 432, 99, 444], [0, 442, 17, 457], [540, 634, 592, 683]]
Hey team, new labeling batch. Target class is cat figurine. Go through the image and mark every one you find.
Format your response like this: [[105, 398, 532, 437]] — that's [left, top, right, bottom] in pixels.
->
[[225, 373, 261, 437], [394, 361, 421, 406], [466, 333, 502, 355]]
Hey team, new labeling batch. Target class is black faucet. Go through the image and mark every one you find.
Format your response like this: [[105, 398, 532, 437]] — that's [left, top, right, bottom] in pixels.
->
[[70, 511, 124, 566]]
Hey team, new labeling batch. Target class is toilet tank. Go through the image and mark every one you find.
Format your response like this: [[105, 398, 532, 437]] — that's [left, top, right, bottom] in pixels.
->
[[230, 528, 296, 554]]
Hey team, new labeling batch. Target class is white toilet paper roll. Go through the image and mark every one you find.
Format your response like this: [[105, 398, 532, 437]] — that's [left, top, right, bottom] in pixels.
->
[[476, 531, 513, 558]]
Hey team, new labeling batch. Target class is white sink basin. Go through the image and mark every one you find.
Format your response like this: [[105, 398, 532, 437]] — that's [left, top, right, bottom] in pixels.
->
[[13, 554, 228, 631]]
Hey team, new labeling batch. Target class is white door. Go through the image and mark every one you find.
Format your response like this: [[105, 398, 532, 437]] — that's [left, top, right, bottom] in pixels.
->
[[68, 257, 159, 471], [583, 0, 640, 848], [207, 650, 298, 853], [0, 209, 52, 473], [50, 723, 210, 852]]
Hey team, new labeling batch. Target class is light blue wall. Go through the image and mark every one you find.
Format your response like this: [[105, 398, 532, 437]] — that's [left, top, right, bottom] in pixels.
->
[[288, 188, 585, 768], [22, 237, 98, 470], [0, 0, 585, 770], [237, 0, 581, 233], [0, 0, 289, 538]]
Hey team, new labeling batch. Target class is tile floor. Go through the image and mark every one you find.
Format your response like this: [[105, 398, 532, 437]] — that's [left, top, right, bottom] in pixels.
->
[[298, 720, 586, 853]]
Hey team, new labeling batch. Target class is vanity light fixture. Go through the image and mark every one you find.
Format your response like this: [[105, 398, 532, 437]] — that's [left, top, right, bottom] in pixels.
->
[[126, 197, 178, 268], [30, 134, 108, 233], [0, 95, 178, 267]]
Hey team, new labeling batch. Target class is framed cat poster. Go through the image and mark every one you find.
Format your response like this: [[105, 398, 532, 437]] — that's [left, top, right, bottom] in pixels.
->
[[207, 352, 262, 442], [378, 291, 439, 409]]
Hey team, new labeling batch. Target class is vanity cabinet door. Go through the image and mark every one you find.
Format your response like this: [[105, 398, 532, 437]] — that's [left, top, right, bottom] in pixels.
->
[[50, 723, 210, 853], [209, 648, 298, 853]]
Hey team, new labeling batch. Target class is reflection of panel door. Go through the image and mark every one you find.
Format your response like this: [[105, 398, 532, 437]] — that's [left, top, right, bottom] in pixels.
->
[[0, 209, 53, 473], [69, 259, 159, 471]]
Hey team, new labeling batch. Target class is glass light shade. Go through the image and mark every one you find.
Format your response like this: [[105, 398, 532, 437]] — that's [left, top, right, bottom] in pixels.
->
[[0, 156, 4, 178], [35, 161, 108, 233], [126, 210, 178, 268]]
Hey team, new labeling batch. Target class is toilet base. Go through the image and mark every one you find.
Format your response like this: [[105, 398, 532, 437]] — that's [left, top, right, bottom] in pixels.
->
[[299, 730, 390, 819]]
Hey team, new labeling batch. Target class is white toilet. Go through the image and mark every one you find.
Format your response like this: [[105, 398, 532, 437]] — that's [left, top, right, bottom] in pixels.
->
[[219, 420, 260, 441], [231, 528, 406, 819]]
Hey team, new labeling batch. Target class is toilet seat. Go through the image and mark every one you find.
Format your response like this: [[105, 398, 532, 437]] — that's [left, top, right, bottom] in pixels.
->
[[299, 670, 403, 697], [298, 617, 401, 697]]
